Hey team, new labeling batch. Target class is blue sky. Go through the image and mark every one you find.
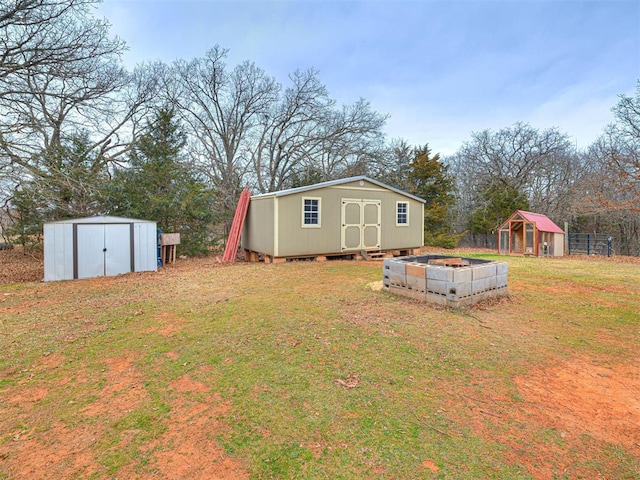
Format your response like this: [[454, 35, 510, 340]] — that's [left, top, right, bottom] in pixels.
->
[[97, 0, 639, 155]]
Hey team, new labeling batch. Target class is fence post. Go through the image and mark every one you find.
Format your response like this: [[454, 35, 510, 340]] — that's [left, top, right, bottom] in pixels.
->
[[568, 233, 571, 255], [586, 234, 590, 255]]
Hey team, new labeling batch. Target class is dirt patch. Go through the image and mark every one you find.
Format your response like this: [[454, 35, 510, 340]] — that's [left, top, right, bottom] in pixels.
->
[[421, 459, 439, 473], [3, 421, 103, 479], [148, 312, 187, 337], [456, 356, 640, 479], [82, 354, 149, 418], [140, 373, 247, 480], [0, 356, 105, 478], [170, 374, 210, 394], [1, 360, 248, 479], [514, 356, 640, 450]]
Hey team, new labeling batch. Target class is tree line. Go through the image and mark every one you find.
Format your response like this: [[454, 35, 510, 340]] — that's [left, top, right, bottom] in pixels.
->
[[1, 0, 639, 256]]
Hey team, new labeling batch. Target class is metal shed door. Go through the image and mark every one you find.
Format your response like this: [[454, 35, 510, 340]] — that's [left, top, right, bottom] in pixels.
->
[[76, 224, 132, 279], [341, 199, 381, 251]]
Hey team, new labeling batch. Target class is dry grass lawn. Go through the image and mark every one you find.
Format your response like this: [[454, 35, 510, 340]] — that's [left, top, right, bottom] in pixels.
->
[[1, 249, 639, 479]]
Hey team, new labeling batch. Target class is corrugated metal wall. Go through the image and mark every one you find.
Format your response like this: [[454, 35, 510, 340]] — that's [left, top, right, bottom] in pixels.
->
[[44, 217, 157, 281]]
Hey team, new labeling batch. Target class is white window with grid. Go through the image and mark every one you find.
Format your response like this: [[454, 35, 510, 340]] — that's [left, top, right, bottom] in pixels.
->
[[302, 197, 321, 227], [396, 201, 409, 226]]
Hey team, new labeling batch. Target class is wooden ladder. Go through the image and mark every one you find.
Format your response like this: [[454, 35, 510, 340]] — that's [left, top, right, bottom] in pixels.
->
[[220, 187, 251, 262]]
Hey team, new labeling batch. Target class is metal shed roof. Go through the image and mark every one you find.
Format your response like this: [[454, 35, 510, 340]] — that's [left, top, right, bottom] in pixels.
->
[[251, 176, 426, 203], [45, 215, 156, 225], [501, 210, 564, 234]]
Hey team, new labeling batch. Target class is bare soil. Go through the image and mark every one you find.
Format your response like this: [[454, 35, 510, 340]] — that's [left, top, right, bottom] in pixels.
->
[[1, 344, 249, 480], [451, 355, 640, 479]]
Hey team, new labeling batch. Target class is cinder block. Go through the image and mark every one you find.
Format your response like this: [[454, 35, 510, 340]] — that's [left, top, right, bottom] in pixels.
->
[[404, 288, 426, 301], [472, 278, 487, 294], [486, 263, 498, 277], [496, 262, 508, 276], [426, 278, 448, 295], [386, 261, 406, 274], [425, 293, 447, 305], [425, 266, 454, 282], [385, 256, 509, 308], [389, 285, 407, 296], [407, 276, 426, 291], [406, 263, 426, 279], [389, 271, 406, 287], [447, 281, 471, 298], [472, 264, 497, 280], [389, 284, 425, 301], [452, 268, 472, 283]]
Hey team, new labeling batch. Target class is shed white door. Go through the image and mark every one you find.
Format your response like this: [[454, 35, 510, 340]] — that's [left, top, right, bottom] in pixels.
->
[[341, 199, 381, 251], [77, 224, 132, 279]]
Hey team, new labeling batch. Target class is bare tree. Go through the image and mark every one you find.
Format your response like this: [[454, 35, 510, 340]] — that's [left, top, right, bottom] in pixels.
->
[[578, 112, 640, 256], [448, 122, 579, 245], [0, 0, 158, 229], [366, 138, 414, 190], [170, 48, 388, 208], [0, 0, 125, 91], [456, 122, 573, 191], [255, 85, 389, 191], [169, 46, 278, 214], [0, 61, 157, 176], [310, 98, 387, 181], [250, 68, 332, 193], [592, 83, 640, 212]]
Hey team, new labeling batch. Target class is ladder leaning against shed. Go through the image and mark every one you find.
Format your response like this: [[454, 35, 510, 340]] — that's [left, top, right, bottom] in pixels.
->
[[220, 187, 251, 262]]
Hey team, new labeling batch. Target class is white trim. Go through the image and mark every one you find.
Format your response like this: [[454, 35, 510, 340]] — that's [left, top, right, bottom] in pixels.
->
[[421, 203, 425, 245], [396, 201, 410, 226], [274, 197, 279, 257], [327, 185, 387, 193], [250, 175, 426, 204], [301, 197, 321, 228]]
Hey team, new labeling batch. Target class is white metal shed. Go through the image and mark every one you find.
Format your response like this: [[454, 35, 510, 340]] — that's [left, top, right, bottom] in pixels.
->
[[44, 216, 158, 281]]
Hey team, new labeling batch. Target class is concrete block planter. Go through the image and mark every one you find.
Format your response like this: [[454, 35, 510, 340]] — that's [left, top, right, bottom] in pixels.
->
[[382, 254, 508, 308]]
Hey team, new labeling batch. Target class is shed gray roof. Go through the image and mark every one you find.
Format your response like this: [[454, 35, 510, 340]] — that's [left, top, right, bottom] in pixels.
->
[[251, 176, 426, 203]]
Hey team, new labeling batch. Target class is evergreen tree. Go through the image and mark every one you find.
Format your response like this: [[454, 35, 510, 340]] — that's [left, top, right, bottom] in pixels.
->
[[468, 182, 530, 236], [106, 108, 215, 255], [407, 144, 458, 247], [9, 134, 108, 250]]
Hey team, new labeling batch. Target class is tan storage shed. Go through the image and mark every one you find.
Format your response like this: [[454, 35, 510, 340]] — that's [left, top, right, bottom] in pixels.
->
[[497, 210, 565, 257], [241, 176, 425, 262]]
